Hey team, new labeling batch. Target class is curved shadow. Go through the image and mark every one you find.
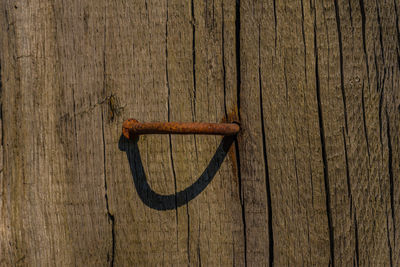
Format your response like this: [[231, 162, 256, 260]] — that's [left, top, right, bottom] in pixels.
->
[[118, 135, 235, 210]]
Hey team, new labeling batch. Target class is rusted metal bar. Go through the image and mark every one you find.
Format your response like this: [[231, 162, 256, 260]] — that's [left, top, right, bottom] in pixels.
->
[[122, 119, 240, 140]]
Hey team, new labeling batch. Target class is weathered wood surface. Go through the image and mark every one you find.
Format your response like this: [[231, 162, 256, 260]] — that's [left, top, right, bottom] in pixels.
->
[[0, 0, 399, 266]]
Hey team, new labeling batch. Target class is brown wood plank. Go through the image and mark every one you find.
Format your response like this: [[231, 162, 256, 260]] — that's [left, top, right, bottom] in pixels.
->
[[0, 0, 111, 265], [240, 0, 400, 265], [240, 0, 331, 265], [101, 0, 244, 265], [1, 0, 400, 266]]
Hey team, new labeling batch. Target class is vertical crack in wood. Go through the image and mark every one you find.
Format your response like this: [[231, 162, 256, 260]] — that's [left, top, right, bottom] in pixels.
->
[[359, 0, 371, 89], [386, 209, 394, 267], [361, 81, 371, 162], [102, 11, 115, 266], [342, 128, 352, 214], [70, 43, 80, 182], [348, 0, 354, 28], [393, 0, 400, 72], [235, 0, 247, 265], [0, 60, 3, 148], [190, 3, 199, 165], [353, 207, 360, 267], [301, 0, 316, 212], [234, 139, 246, 266], [334, 0, 348, 134], [235, 0, 241, 119], [168, 132, 178, 244], [191, 0, 196, 120], [186, 201, 190, 263], [375, 0, 388, 165], [386, 109, 396, 249], [378, 73, 384, 147], [300, 0, 308, 85], [375, 0, 385, 67], [197, 224, 202, 267], [221, 1, 228, 119], [102, 112, 115, 267], [343, 127, 361, 265], [293, 143, 301, 210], [272, 0, 277, 52], [283, 58, 289, 102], [165, 0, 179, 247], [314, 8, 335, 266], [258, 24, 274, 267]]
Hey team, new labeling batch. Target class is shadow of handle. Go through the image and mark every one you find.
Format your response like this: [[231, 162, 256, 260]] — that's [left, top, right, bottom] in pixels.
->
[[118, 135, 235, 210]]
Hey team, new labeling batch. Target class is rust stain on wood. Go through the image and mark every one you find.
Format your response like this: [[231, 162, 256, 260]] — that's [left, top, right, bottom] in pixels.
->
[[220, 108, 240, 180]]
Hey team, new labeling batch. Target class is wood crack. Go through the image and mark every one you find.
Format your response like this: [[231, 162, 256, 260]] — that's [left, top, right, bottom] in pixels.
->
[[197, 226, 202, 267], [359, 0, 371, 89], [258, 24, 274, 267], [334, 0, 348, 134], [314, 11, 335, 266], [273, 0, 277, 52], [234, 139, 246, 266], [165, 0, 179, 246], [348, 0, 353, 28], [354, 208, 360, 267], [235, 0, 241, 119], [102, 13, 115, 266], [186, 202, 190, 263], [393, 0, 400, 72], [361, 81, 371, 162], [386, 210, 394, 267], [375, 0, 385, 66], [0, 60, 3, 148], [221, 1, 228, 119], [342, 128, 352, 207], [300, 0, 308, 86], [101, 111, 115, 267], [191, 0, 196, 119], [386, 109, 396, 248], [235, 1, 246, 265]]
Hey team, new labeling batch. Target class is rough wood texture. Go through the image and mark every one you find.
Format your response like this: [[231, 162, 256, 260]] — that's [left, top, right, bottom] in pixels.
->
[[0, 0, 399, 266]]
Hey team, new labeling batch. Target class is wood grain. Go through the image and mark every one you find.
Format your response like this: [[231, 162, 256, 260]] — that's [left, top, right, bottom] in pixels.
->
[[0, 0, 399, 266], [240, 0, 400, 265]]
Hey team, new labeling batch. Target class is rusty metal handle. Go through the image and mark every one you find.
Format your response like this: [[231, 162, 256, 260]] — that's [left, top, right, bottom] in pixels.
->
[[122, 119, 240, 140]]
